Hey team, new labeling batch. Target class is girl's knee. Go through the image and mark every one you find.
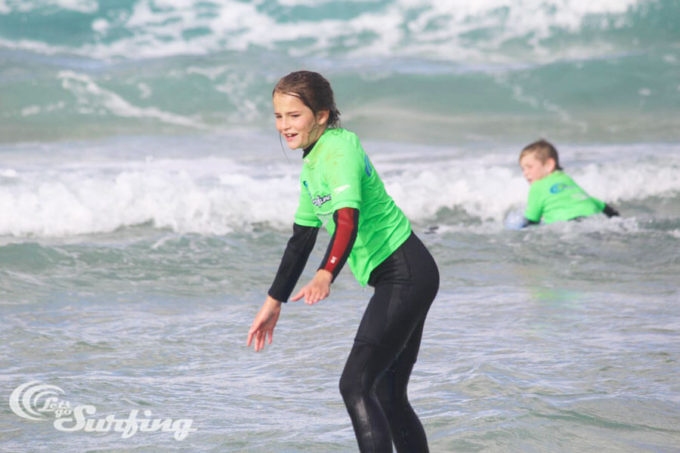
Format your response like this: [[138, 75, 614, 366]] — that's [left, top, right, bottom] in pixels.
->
[[338, 371, 354, 400], [339, 364, 365, 402]]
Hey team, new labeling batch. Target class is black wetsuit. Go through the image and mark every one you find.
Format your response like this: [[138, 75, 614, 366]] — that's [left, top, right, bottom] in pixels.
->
[[268, 139, 439, 452], [269, 217, 439, 452], [340, 231, 438, 452]]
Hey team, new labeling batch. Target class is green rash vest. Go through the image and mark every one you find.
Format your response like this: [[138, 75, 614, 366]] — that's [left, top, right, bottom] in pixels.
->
[[525, 170, 606, 224], [294, 128, 411, 286]]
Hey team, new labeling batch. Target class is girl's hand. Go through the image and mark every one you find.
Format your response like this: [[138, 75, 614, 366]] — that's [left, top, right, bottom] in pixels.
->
[[247, 296, 282, 352], [290, 270, 332, 305]]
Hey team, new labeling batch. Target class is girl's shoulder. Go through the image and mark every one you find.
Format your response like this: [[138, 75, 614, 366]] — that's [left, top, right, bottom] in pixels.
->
[[318, 128, 364, 159], [320, 127, 360, 146]]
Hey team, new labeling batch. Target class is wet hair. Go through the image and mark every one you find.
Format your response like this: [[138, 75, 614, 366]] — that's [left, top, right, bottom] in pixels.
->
[[519, 139, 563, 171], [272, 70, 341, 128]]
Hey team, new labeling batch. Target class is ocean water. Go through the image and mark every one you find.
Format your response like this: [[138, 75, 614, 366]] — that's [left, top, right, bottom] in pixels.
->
[[1, 1, 680, 452]]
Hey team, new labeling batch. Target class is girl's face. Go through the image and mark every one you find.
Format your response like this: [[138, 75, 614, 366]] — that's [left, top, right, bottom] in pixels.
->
[[273, 92, 328, 150], [520, 153, 555, 184]]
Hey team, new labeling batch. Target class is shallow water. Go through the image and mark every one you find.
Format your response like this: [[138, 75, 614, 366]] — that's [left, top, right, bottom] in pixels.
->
[[2, 219, 680, 452], [1, 140, 679, 451]]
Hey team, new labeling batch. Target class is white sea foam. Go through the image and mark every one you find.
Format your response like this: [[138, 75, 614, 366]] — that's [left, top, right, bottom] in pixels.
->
[[0, 0, 97, 14], [0, 0, 646, 63], [1, 138, 678, 238], [0, 153, 298, 237]]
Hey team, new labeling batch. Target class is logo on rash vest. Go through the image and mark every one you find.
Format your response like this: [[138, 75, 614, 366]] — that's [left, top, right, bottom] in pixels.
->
[[550, 183, 570, 194], [312, 194, 331, 207], [303, 181, 331, 207]]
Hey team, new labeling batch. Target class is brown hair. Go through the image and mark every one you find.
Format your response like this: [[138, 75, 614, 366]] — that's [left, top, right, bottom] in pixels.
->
[[272, 70, 341, 128], [519, 139, 563, 170]]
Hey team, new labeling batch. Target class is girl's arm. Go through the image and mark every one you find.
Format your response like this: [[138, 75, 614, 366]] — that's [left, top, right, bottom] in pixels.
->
[[247, 296, 282, 352], [268, 223, 319, 302], [318, 207, 359, 280], [291, 207, 359, 304], [247, 223, 318, 352]]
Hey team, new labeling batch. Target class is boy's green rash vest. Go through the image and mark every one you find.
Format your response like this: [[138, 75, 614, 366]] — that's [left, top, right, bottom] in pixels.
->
[[525, 170, 606, 224], [294, 128, 411, 286]]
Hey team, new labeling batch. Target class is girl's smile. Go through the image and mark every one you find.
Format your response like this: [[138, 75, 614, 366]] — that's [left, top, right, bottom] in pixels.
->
[[273, 92, 328, 150]]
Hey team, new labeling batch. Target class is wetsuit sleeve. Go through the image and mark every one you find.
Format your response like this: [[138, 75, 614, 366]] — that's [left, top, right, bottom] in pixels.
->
[[602, 204, 619, 218], [319, 207, 359, 281], [521, 217, 540, 228], [268, 223, 319, 302]]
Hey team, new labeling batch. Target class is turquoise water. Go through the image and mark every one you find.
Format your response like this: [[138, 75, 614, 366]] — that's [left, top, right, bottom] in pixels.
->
[[1, 1, 680, 452], [1, 0, 679, 144]]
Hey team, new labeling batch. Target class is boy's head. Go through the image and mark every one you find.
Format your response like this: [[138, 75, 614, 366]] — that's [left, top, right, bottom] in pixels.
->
[[519, 139, 563, 184]]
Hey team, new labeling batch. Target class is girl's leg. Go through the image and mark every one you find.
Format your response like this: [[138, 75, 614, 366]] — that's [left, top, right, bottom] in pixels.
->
[[375, 320, 428, 453], [339, 340, 398, 452], [339, 233, 438, 452], [339, 308, 429, 452]]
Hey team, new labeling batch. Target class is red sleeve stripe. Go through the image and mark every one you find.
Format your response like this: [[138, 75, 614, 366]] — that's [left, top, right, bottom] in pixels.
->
[[320, 207, 358, 278]]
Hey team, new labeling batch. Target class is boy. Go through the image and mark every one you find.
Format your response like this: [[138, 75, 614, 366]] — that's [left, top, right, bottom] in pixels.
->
[[519, 139, 618, 227]]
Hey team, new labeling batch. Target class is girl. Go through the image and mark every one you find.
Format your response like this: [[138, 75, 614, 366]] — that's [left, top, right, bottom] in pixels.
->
[[247, 70, 439, 452]]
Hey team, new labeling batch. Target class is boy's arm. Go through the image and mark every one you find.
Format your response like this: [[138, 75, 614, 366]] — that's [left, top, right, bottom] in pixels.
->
[[524, 184, 543, 224], [521, 218, 540, 228]]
